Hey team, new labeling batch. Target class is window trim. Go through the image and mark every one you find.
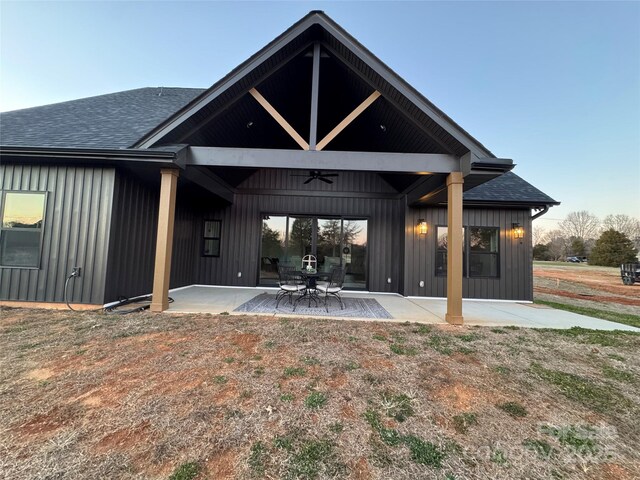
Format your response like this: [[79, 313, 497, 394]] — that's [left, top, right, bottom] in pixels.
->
[[0, 190, 48, 269], [202, 219, 222, 257], [435, 225, 500, 279]]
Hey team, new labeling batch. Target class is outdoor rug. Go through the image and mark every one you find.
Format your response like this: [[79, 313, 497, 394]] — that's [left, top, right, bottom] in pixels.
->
[[234, 293, 393, 319]]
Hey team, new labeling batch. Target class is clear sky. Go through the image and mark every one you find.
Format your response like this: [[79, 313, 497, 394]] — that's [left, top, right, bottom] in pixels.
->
[[1, 1, 639, 228]]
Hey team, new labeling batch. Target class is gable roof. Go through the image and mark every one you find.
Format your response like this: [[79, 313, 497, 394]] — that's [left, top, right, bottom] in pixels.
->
[[133, 11, 495, 158], [0, 87, 204, 149]]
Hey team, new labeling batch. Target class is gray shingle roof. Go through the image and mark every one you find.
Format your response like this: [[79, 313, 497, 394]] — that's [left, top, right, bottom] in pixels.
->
[[0, 87, 557, 206], [464, 171, 558, 206], [0, 87, 205, 149]]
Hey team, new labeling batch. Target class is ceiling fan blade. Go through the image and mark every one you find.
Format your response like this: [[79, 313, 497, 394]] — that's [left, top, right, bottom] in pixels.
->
[[303, 177, 314, 184], [322, 173, 339, 177], [319, 177, 333, 184]]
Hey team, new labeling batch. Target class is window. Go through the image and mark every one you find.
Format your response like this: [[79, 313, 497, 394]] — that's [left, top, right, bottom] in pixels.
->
[[468, 227, 499, 277], [0, 192, 47, 268], [435, 226, 466, 277], [435, 226, 499, 278], [202, 220, 221, 257]]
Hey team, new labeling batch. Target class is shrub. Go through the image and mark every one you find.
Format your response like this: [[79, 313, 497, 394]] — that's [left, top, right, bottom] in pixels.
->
[[589, 229, 638, 267]]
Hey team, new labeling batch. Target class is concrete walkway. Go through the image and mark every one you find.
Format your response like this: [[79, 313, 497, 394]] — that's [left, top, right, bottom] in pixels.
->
[[167, 285, 640, 332]]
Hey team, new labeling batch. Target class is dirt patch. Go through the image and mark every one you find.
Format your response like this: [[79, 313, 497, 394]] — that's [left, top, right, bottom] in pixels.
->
[[229, 332, 261, 356], [26, 368, 55, 381], [534, 286, 640, 307], [14, 405, 80, 437], [432, 382, 489, 411], [94, 422, 151, 453], [361, 358, 395, 370], [586, 462, 640, 480], [326, 370, 348, 389], [204, 448, 238, 479], [350, 457, 372, 480]]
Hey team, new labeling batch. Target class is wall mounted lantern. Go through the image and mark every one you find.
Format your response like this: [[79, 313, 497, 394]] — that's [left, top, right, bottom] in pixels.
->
[[417, 219, 428, 235], [512, 223, 524, 239]]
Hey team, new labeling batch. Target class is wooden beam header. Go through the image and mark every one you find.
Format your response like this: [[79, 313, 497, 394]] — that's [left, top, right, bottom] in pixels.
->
[[189, 146, 459, 173]]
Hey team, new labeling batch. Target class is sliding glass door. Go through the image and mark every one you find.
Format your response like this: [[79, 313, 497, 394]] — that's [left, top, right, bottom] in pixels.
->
[[259, 215, 368, 289], [341, 219, 367, 289]]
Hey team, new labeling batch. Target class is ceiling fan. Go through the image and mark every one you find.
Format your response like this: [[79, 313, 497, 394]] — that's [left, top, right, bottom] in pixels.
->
[[291, 170, 339, 184]]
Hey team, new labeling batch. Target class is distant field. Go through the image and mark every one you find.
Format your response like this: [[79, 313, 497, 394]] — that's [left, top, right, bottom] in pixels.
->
[[533, 262, 640, 328]]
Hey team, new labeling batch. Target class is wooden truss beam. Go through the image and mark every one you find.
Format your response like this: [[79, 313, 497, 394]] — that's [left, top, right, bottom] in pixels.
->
[[249, 88, 310, 150], [316, 90, 381, 151]]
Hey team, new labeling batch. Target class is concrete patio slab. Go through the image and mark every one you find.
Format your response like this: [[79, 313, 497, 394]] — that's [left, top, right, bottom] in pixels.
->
[[167, 285, 640, 332]]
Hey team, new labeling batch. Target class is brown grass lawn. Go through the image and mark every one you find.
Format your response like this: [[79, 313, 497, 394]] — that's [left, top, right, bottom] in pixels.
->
[[1, 308, 639, 480]]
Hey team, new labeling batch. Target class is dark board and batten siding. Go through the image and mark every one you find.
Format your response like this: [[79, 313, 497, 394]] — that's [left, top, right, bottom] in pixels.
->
[[0, 164, 115, 304], [197, 169, 405, 293], [104, 171, 201, 303], [103, 173, 158, 302], [404, 206, 533, 300]]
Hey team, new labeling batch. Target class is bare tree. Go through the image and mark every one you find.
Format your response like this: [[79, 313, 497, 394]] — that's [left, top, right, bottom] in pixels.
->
[[545, 229, 571, 261], [602, 214, 640, 242], [558, 211, 600, 241], [532, 225, 547, 246]]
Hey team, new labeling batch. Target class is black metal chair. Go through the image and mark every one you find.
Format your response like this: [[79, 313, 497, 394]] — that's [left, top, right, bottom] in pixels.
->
[[275, 265, 306, 308], [316, 266, 346, 312]]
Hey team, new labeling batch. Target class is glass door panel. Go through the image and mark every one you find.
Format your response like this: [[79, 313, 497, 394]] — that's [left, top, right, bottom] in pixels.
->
[[259, 215, 287, 286], [317, 218, 342, 273], [287, 217, 312, 269], [258, 215, 368, 289], [342, 219, 367, 289]]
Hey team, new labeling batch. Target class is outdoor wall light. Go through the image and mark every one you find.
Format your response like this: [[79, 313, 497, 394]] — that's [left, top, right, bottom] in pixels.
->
[[512, 223, 524, 239], [417, 219, 428, 235]]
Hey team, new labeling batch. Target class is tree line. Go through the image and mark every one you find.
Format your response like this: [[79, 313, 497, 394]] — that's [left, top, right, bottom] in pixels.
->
[[533, 211, 639, 266]]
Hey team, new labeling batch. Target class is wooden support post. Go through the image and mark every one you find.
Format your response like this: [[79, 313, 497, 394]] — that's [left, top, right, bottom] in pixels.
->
[[150, 168, 179, 312], [249, 88, 310, 150], [446, 172, 464, 325], [316, 91, 381, 151]]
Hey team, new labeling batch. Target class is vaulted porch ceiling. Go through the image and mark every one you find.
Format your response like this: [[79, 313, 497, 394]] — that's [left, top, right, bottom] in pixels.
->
[[132, 11, 513, 205]]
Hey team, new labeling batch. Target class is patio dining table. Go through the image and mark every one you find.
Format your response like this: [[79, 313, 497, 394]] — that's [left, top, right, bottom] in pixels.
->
[[293, 270, 330, 310]]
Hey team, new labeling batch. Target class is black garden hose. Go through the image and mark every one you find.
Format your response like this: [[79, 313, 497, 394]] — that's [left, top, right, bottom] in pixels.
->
[[65, 272, 173, 314]]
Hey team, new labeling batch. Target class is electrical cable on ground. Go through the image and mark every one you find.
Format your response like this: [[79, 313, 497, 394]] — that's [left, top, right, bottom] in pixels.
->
[[65, 271, 173, 314]]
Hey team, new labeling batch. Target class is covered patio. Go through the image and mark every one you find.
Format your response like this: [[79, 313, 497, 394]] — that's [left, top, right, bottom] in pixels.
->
[[165, 285, 639, 331], [140, 12, 516, 324]]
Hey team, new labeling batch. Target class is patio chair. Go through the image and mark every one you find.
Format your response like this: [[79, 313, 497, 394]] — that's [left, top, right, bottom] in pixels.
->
[[316, 266, 346, 312], [275, 265, 306, 308]]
